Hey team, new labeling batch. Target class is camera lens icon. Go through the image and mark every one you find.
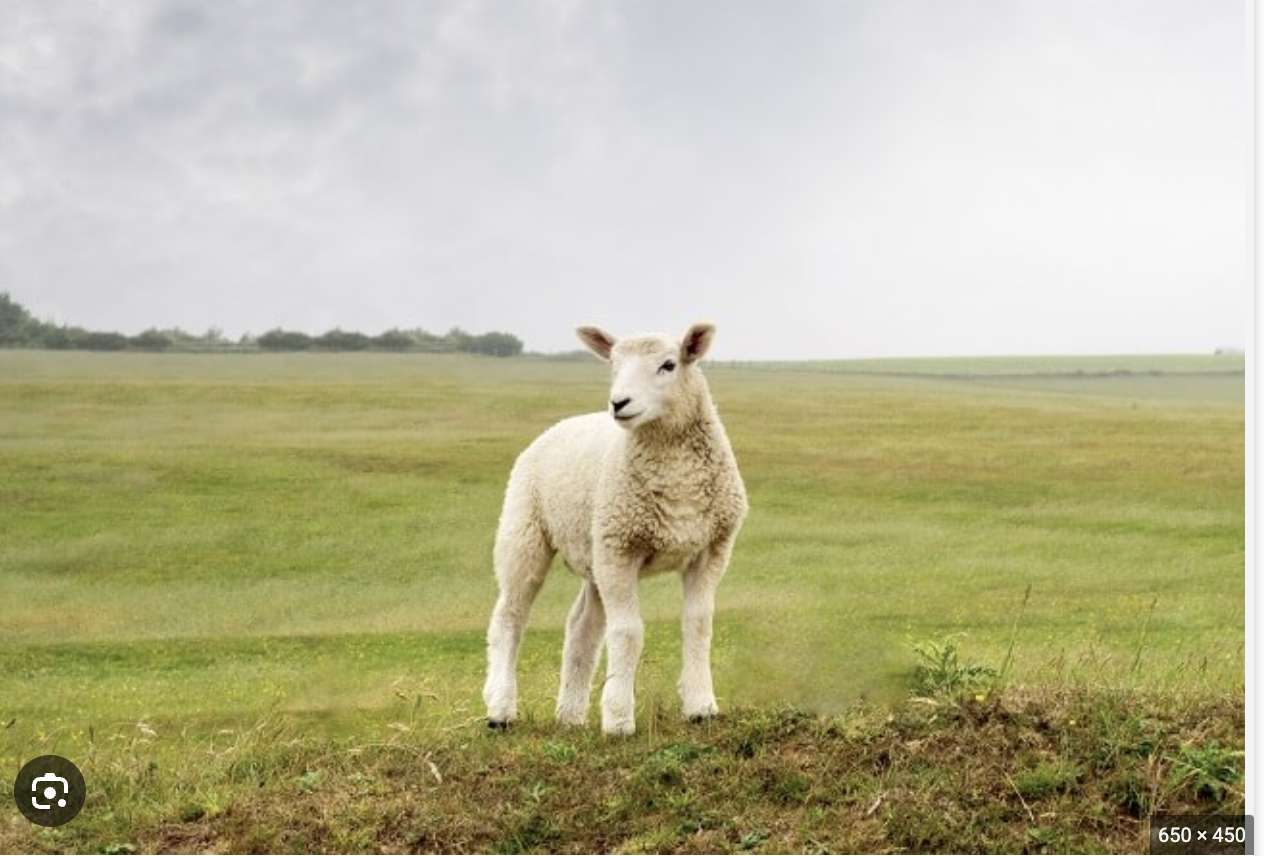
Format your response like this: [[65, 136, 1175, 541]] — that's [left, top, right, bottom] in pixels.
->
[[14, 756, 85, 827], [32, 773, 70, 809]]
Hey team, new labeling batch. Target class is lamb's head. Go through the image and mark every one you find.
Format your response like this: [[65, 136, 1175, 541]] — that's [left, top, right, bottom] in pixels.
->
[[576, 322, 716, 431]]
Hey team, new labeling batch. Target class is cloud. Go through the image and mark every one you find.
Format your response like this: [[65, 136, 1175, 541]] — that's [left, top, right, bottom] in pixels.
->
[[0, 0, 1248, 357]]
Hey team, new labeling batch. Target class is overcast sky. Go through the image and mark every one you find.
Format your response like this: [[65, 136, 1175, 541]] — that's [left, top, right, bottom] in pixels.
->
[[0, 1, 1249, 359]]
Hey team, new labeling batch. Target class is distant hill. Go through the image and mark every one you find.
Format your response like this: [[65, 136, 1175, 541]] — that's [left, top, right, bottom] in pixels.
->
[[714, 353, 1245, 377]]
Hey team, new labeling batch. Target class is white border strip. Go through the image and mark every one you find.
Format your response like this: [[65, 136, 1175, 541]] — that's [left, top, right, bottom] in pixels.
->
[[1248, 0, 1258, 824]]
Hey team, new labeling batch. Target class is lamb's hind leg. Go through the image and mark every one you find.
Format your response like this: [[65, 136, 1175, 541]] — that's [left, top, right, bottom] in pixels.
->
[[556, 579, 606, 726], [483, 519, 553, 728], [679, 542, 732, 721]]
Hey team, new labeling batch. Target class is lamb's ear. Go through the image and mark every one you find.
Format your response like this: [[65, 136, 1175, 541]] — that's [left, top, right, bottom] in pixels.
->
[[680, 322, 715, 363], [576, 326, 616, 361]]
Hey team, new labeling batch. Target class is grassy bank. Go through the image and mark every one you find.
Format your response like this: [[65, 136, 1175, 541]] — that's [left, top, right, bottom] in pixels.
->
[[0, 684, 1244, 853]]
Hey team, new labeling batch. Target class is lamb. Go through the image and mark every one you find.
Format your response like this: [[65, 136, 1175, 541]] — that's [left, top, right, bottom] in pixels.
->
[[482, 322, 748, 735]]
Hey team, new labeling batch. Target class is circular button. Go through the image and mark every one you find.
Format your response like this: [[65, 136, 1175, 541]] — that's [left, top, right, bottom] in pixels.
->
[[13, 755, 85, 827]]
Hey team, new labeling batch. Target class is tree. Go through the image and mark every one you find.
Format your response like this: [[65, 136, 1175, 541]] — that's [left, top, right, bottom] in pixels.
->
[[444, 327, 473, 352], [0, 292, 37, 345], [315, 329, 371, 350], [40, 326, 76, 350], [372, 329, 415, 351], [75, 331, 129, 351], [409, 328, 451, 352], [467, 331, 523, 357], [130, 329, 172, 351], [257, 329, 313, 351]]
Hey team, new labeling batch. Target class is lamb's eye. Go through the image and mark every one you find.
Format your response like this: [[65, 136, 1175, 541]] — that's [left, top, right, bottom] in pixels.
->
[[658, 360, 676, 374]]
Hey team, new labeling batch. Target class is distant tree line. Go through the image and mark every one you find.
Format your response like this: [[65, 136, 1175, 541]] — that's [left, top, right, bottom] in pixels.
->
[[254, 326, 523, 356], [0, 293, 524, 357]]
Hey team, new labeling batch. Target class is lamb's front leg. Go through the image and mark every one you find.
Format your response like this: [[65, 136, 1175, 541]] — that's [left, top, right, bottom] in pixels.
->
[[594, 555, 643, 736], [679, 542, 731, 721]]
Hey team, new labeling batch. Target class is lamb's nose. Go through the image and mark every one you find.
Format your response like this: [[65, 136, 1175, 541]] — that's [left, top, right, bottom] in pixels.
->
[[611, 397, 632, 414]]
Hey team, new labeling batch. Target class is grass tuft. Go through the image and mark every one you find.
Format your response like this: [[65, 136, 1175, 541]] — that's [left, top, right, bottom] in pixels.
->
[[1013, 758, 1082, 799], [909, 636, 998, 697], [1166, 741, 1243, 801]]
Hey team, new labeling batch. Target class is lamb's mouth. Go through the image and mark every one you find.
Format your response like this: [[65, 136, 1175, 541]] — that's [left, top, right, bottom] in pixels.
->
[[613, 411, 643, 422]]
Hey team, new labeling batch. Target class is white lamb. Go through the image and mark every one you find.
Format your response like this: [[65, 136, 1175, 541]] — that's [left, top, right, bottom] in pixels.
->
[[482, 322, 748, 735]]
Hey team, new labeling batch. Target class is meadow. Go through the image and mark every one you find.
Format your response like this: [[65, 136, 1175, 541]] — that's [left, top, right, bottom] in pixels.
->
[[0, 349, 1245, 852]]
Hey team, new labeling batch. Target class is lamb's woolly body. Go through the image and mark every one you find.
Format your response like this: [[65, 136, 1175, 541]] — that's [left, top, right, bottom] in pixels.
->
[[483, 324, 748, 735], [508, 406, 745, 579]]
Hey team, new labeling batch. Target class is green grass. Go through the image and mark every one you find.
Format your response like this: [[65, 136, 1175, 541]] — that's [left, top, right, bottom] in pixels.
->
[[0, 350, 1244, 852], [726, 352, 1244, 377]]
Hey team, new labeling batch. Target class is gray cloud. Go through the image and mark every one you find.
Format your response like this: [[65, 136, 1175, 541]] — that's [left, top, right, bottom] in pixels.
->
[[0, 0, 1248, 358]]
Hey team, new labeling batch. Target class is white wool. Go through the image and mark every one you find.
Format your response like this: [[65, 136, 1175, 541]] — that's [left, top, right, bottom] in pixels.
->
[[483, 322, 748, 735]]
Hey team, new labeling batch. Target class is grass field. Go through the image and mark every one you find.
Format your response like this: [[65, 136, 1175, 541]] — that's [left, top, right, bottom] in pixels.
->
[[0, 350, 1245, 852]]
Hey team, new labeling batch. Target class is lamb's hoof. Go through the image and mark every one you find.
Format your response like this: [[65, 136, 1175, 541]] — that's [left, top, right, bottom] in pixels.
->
[[487, 719, 511, 731], [601, 718, 636, 737], [683, 699, 720, 722]]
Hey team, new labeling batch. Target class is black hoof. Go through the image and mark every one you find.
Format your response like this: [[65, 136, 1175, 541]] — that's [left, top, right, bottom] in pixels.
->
[[688, 714, 715, 725], [487, 719, 510, 731]]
